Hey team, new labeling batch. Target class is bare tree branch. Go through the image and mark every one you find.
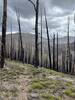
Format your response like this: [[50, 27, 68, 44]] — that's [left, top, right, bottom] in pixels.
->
[[28, 0, 36, 11]]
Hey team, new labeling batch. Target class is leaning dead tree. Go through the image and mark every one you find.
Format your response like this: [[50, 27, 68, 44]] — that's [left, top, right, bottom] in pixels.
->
[[0, 0, 7, 68], [28, 0, 39, 67], [16, 9, 24, 62], [44, 8, 52, 68]]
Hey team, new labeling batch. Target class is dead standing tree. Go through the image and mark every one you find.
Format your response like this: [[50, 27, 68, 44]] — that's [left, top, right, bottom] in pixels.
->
[[57, 33, 58, 71], [0, 0, 7, 68], [16, 9, 24, 62], [66, 17, 71, 73], [73, 14, 75, 73], [53, 34, 55, 70], [44, 8, 52, 68], [40, 11, 43, 67], [28, 0, 39, 67], [10, 21, 13, 60]]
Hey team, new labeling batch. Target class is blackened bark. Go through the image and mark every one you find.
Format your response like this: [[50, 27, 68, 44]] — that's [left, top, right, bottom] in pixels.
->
[[74, 38, 75, 63], [0, 0, 7, 68], [34, 0, 39, 67], [10, 22, 13, 60], [53, 34, 55, 70], [44, 9, 52, 68], [57, 33, 58, 71], [66, 17, 70, 73], [28, 0, 39, 67], [17, 13, 24, 62], [41, 11, 43, 67]]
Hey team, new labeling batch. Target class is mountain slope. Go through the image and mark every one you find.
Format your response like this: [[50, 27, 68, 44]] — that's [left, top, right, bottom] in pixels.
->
[[0, 60, 75, 100]]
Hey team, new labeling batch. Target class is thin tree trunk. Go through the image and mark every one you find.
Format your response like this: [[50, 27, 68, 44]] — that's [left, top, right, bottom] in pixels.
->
[[66, 17, 70, 73], [44, 9, 52, 68], [16, 12, 24, 62], [28, 0, 39, 67], [34, 0, 39, 67], [57, 33, 58, 71], [53, 34, 55, 70], [41, 11, 43, 67], [10, 22, 12, 60], [0, 0, 7, 68]]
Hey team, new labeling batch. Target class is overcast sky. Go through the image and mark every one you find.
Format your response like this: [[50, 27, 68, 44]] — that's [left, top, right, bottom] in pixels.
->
[[0, 0, 75, 37]]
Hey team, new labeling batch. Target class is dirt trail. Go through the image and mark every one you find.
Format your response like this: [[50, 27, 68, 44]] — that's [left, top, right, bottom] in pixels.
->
[[0, 72, 30, 100], [17, 75, 30, 100]]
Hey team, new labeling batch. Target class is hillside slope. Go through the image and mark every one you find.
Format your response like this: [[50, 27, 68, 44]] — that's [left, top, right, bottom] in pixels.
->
[[0, 60, 75, 100], [0, 33, 73, 59], [0, 33, 75, 55]]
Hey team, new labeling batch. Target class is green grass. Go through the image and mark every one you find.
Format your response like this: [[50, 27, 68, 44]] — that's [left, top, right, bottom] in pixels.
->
[[64, 88, 75, 98], [0, 60, 75, 100], [65, 81, 73, 87], [40, 93, 54, 100], [27, 62, 75, 100]]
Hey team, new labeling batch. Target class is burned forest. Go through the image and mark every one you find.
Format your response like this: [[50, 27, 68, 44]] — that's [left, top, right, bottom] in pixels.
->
[[0, 0, 75, 100]]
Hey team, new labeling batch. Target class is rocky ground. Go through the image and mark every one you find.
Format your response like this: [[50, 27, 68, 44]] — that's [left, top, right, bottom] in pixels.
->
[[0, 60, 75, 100]]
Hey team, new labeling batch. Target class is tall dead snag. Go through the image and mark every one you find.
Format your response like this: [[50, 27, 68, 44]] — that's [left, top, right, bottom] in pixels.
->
[[0, 0, 7, 68], [66, 17, 71, 73], [40, 11, 43, 67], [18, 33, 20, 60], [10, 22, 13, 60], [16, 10, 24, 62], [28, 0, 39, 67], [53, 34, 55, 70], [73, 14, 75, 73], [74, 38, 75, 64], [44, 9, 52, 68], [72, 35, 75, 74], [56, 33, 58, 71]]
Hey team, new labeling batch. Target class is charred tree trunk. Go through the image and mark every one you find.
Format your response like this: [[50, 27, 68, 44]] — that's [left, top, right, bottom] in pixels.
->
[[66, 17, 70, 73], [28, 0, 39, 67], [0, 0, 7, 68], [53, 34, 55, 70], [44, 9, 52, 68], [73, 38, 75, 71], [56, 33, 58, 71], [18, 34, 20, 60], [16, 12, 24, 62], [10, 22, 13, 60], [34, 0, 39, 67], [41, 11, 43, 67]]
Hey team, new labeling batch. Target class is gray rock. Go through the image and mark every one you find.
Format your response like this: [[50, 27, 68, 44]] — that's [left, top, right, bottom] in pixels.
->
[[0, 97, 3, 100], [11, 97, 17, 100], [28, 93, 39, 100]]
